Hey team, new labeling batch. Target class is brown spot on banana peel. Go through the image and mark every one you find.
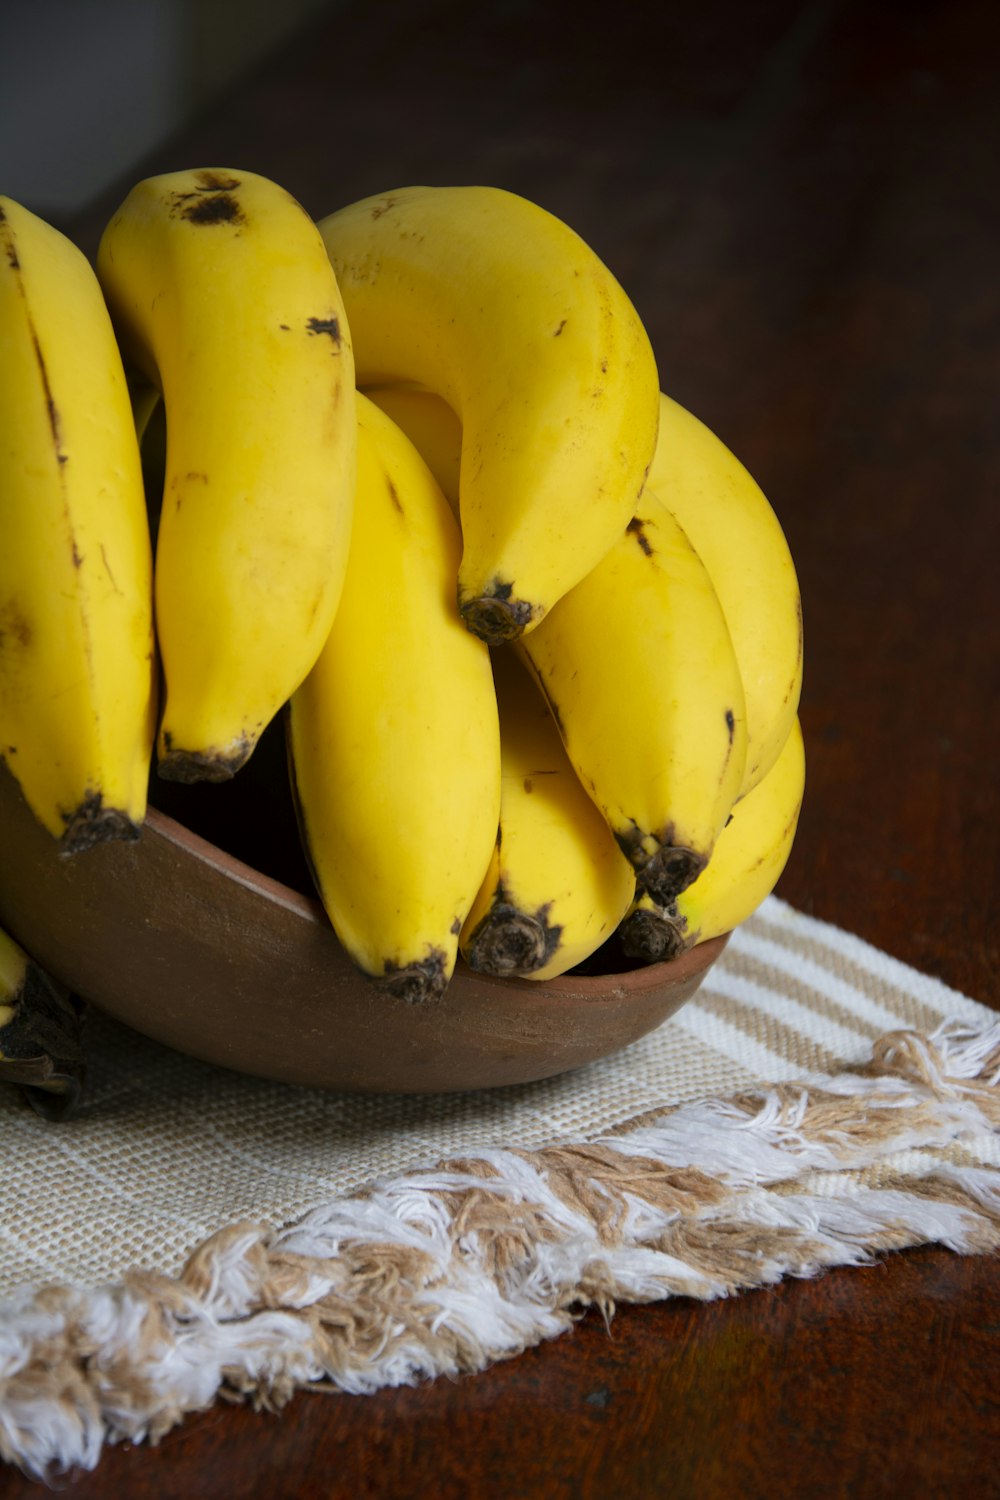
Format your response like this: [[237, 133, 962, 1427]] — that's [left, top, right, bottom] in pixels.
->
[[386, 478, 404, 516], [172, 189, 245, 227], [465, 891, 563, 977], [620, 902, 689, 964], [307, 315, 342, 344], [28, 328, 67, 465], [194, 171, 241, 193], [626, 516, 654, 556], [0, 604, 33, 649], [59, 790, 140, 855]]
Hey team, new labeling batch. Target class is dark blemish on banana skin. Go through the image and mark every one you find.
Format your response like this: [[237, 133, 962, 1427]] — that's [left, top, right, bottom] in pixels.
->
[[182, 194, 243, 226], [71, 542, 82, 569], [451, 917, 462, 936], [553, 319, 567, 336], [627, 517, 653, 556], [193, 171, 241, 192], [169, 175, 245, 226], [726, 709, 736, 742], [370, 197, 398, 220], [0, 607, 32, 649], [386, 479, 404, 515], [307, 315, 341, 344], [28, 330, 67, 465], [523, 778, 533, 794]]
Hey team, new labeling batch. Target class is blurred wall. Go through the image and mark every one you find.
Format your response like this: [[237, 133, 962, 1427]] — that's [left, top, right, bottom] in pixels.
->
[[0, 0, 338, 219]]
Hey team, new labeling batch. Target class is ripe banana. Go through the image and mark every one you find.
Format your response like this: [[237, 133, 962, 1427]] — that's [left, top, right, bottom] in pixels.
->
[[461, 646, 636, 981], [97, 167, 357, 782], [0, 196, 156, 851], [649, 393, 803, 795], [517, 489, 748, 903], [318, 186, 660, 644], [287, 394, 501, 1002], [0, 922, 86, 1118], [365, 384, 462, 517], [621, 716, 805, 961]]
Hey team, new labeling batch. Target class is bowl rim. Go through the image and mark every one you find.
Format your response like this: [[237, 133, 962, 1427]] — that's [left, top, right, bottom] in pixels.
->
[[141, 800, 728, 998]]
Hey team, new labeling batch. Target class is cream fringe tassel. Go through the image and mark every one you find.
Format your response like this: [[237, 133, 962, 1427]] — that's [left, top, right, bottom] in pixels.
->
[[2, 1020, 999, 1480]]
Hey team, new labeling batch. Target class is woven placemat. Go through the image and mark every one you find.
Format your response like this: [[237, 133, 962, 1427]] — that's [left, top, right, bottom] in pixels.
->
[[2, 896, 998, 1478]]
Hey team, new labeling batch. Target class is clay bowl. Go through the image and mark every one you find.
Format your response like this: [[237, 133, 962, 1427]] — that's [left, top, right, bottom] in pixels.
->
[[0, 756, 727, 1094]]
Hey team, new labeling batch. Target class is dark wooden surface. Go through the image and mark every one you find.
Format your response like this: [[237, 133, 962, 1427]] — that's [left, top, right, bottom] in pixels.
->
[[5, 0, 999, 1494]]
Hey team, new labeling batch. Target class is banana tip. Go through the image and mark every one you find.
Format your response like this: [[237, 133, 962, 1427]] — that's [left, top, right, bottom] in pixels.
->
[[459, 590, 536, 645], [59, 794, 141, 856], [465, 905, 561, 977], [640, 845, 706, 904], [620, 906, 687, 964], [378, 950, 450, 1004], [157, 735, 254, 784]]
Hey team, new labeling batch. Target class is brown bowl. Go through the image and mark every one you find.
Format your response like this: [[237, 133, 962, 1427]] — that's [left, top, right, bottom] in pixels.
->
[[0, 760, 727, 1094]]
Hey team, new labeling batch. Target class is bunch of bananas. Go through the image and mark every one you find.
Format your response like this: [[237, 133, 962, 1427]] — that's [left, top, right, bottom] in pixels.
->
[[0, 169, 804, 1014]]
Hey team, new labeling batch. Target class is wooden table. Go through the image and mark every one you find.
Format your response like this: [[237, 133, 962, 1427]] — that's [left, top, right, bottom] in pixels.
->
[[7, 0, 998, 1493]]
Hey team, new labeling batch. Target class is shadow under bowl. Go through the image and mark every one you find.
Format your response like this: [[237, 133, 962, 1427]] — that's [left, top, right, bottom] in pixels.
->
[[0, 762, 727, 1094]]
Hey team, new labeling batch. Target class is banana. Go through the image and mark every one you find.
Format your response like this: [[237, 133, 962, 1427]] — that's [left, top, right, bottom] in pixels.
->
[[517, 489, 748, 903], [650, 393, 803, 795], [365, 384, 462, 517], [0, 923, 86, 1119], [461, 646, 636, 981], [287, 394, 501, 1002], [621, 716, 805, 961], [0, 197, 156, 851], [97, 168, 357, 783], [318, 186, 660, 644]]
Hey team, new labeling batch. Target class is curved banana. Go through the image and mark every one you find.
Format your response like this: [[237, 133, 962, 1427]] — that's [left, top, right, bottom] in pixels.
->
[[517, 490, 748, 903], [318, 186, 659, 644], [650, 393, 802, 794], [621, 716, 805, 961], [0, 197, 156, 851], [287, 395, 501, 1003], [461, 647, 636, 981], [0, 923, 86, 1118], [97, 167, 357, 782]]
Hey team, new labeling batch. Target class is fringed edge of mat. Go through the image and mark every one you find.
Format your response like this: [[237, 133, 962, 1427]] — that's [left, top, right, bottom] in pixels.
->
[[2, 1018, 999, 1481]]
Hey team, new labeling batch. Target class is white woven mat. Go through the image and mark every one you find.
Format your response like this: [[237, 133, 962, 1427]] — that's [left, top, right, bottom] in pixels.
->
[[2, 897, 998, 1478]]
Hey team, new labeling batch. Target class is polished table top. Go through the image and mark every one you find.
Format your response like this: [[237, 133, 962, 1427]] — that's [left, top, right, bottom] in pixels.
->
[[7, 0, 998, 1494]]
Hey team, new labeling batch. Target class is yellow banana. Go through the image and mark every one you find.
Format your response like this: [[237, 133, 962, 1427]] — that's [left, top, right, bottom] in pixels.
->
[[97, 167, 357, 782], [0, 197, 156, 851], [620, 716, 805, 961], [650, 393, 803, 794], [0, 923, 86, 1118], [365, 384, 462, 517], [461, 646, 636, 981], [318, 185, 660, 644], [517, 489, 748, 903], [287, 394, 501, 1002]]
